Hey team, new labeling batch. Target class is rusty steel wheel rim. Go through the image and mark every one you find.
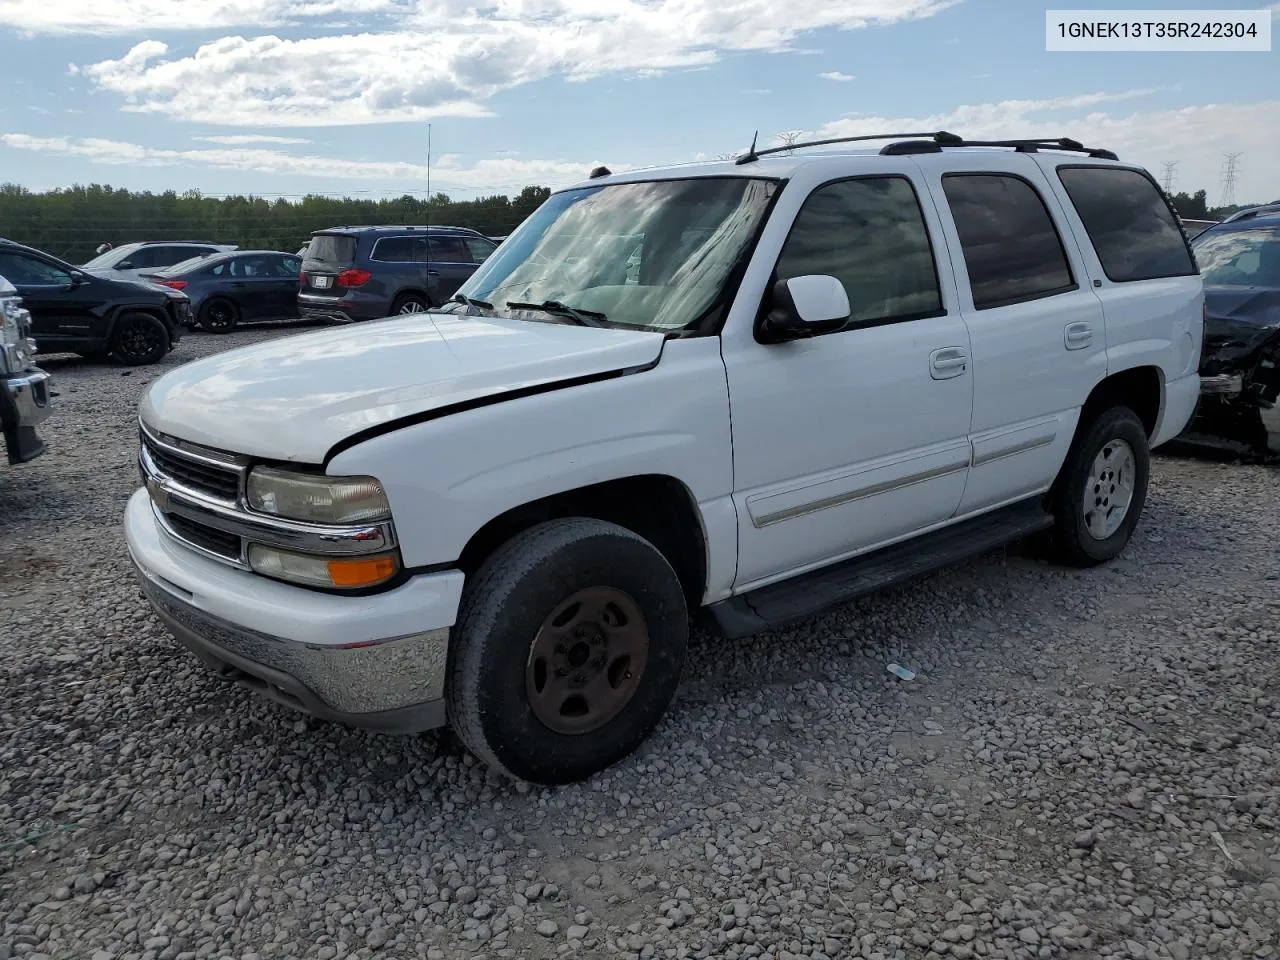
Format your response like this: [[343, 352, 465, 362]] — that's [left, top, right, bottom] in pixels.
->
[[525, 586, 650, 735]]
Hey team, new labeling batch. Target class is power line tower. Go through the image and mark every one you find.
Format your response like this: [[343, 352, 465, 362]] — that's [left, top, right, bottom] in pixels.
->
[[1159, 160, 1179, 194], [1220, 152, 1242, 209], [777, 131, 805, 156]]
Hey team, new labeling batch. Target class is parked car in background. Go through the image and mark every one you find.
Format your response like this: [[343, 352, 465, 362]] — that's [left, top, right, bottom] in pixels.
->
[[143, 250, 302, 333], [0, 274, 52, 465], [82, 241, 237, 281], [126, 134, 1202, 785], [1179, 219, 1218, 240], [0, 239, 189, 366], [1179, 206, 1280, 456], [297, 225, 499, 323], [488, 235, 508, 244]]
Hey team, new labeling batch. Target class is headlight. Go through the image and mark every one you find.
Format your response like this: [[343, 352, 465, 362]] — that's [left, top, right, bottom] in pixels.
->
[[246, 466, 391, 524], [248, 544, 399, 590], [1, 295, 28, 347]]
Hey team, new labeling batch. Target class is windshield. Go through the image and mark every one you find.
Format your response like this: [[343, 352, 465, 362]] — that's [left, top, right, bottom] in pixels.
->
[[457, 177, 778, 332], [81, 244, 135, 269], [1193, 227, 1280, 287]]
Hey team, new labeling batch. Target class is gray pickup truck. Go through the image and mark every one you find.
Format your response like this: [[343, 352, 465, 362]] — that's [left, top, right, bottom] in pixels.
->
[[0, 274, 53, 464]]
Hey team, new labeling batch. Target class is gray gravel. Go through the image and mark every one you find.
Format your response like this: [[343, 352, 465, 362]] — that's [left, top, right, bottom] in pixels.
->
[[3, 325, 1279, 960]]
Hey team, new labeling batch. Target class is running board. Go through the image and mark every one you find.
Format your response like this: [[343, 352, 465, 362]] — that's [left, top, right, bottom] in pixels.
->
[[704, 499, 1054, 640]]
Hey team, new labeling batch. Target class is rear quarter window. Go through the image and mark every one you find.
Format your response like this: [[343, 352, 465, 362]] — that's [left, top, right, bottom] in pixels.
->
[[1056, 166, 1197, 282], [306, 234, 357, 263]]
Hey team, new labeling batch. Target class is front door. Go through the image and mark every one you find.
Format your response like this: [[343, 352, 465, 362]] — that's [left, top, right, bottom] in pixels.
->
[[721, 169, 975, 591], [0, 248, 106, 348], [920, 156, 1108, 515]]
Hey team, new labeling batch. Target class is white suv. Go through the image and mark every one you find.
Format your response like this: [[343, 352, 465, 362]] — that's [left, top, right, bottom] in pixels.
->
[[124, 133, 1204, 785]]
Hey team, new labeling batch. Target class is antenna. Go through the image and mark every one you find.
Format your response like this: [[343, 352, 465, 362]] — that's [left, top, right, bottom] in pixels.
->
[[1220, 152, 1241, 209], [425, 122, 432, 234], [740, 130, 759, 164], [1159, 160, 1179, 194]]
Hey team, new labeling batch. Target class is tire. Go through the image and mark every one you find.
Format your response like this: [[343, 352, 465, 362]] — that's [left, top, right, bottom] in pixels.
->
[[447, 518, 689, 785], [1048, 406, 1150, 567], [109, 312, 170, 366], [199, 297, 239, 333], [391, 293, 430, 315]]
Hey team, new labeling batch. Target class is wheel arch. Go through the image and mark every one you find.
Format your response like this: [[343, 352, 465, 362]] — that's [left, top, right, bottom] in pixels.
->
[[104, 303, 173, 343], [456, 474, 709, 610], [1081, 364, 1163, 438], [391, 287, 433, 309]]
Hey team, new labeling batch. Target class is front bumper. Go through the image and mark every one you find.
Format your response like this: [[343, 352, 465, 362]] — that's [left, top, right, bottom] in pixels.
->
[[1, 365, 52, 464], [125, 487, 464, 733]]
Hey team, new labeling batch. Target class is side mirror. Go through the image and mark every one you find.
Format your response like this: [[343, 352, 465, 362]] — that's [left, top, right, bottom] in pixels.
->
[[116, 261, 134, 270], [759, 274, 850, 343], [69, 270, 88, 285]]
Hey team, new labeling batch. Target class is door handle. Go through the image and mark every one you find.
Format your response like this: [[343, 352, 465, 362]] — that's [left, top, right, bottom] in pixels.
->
[[929, 347, 968, 380], [1064, 322, 1093, 350], [426, 270, 440, 277]]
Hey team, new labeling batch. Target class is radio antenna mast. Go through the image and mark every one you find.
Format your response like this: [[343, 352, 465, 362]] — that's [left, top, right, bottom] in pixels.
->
[[425, 123, 432, 232]]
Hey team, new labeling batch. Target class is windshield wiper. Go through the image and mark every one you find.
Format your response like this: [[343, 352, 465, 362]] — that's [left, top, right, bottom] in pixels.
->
[[450, 292, 494, 310], [505, 299, 607, 327]]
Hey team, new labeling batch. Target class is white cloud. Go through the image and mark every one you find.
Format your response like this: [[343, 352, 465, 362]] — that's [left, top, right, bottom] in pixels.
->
[[194, 134, 312, 145], [75, 0, 956, 126], [0, 132, 624, 193], [819, 71, 856, 81], [804, 91, 1280, 203], [0, 0, 404, 34]]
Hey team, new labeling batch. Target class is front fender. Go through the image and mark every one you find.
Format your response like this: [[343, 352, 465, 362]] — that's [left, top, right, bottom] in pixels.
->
[[326, 336, 739, 598]]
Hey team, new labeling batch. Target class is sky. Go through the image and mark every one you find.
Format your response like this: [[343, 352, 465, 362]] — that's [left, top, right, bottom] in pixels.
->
[[0, 0, 1276, 203]]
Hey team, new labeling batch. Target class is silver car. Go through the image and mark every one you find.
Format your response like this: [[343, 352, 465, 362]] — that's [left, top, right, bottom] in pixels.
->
[[82, 241, 237, 281]]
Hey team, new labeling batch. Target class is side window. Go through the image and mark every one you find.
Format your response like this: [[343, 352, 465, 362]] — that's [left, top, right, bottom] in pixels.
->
[[942, 174, 1076, 310], [276, 257, 301, 277], [373, 237, 415, 262], [428, 237, 470, 262], [0, 251, 71, 285], [775, 176, 944, 327], [236, 255, 272, 277], [120, 246, 161, 269], [154, 246, 200, 267], [210, 261, 227, 277], [1056, 166, 1197, 282], [464, 237, 498, 264]]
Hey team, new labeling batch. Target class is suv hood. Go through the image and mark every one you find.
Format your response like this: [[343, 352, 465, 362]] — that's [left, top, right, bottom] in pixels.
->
[[140, 313, 666, 463]]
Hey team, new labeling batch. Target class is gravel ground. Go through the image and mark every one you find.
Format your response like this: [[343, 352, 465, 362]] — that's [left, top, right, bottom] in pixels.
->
[[2, 325, 1279, 960]]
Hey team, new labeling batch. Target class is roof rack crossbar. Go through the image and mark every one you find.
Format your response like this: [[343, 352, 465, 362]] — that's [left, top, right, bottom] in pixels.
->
[[735, 131, 1117, 164], [735, 130, 962, 164]]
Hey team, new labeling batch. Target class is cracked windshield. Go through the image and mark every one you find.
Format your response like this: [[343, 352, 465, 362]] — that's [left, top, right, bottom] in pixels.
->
[[457, 177, 778, 331]]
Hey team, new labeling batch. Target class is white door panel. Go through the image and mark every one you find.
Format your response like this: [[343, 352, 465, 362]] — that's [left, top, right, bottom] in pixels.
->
[[915, 153, 1107, 514], [720, 162, 974, 588]]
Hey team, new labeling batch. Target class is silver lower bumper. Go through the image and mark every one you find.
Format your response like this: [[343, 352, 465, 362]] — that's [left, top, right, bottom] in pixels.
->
[[134, 560, 450, 733], [1200, 373, 1243, 396], [2, 366, 52, 427]]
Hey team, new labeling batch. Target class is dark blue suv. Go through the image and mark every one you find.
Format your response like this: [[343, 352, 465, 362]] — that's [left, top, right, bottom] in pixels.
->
[[297, 225, 499, 323]]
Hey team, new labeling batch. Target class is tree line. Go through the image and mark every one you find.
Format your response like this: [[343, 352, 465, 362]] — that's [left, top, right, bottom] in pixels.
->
[[0, 183, 553, 264], [1, 181, 1274, 266]]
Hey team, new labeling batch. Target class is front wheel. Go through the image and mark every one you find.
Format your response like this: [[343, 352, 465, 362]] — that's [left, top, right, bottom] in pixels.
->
[[1048, 406, 1150, 567], [110, 313, 169, 366], [447, 518, 688, 785]]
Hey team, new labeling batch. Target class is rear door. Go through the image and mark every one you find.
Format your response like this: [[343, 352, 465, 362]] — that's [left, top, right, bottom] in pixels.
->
[[225, 254, 282, 320], [919, 154, 1108, 516], [301, 233, 358, 300], [426, 236, 475, 302], [270, 255, 302, 316]]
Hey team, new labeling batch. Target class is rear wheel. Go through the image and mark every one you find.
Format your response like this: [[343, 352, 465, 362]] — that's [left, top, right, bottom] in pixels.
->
[[110, 313, 169, 366], [391, 293, 430, 315], [200, 297, 239, 333], [447, 518, 688, 785], [1048, 406, 1150, 567]]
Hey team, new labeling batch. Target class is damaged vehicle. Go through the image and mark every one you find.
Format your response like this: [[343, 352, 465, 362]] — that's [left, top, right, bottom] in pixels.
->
[[1180, 206, 1280, 456]]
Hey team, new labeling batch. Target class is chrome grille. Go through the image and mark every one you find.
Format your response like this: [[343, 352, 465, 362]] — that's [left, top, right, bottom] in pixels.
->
[[165, 512, 242, 560], [141, 428, 241, 501]]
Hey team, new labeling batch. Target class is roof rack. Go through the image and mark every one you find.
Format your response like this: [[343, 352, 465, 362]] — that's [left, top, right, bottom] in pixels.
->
[[734, 131, 1118, 164], [1222, 203, 1280, 223]]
